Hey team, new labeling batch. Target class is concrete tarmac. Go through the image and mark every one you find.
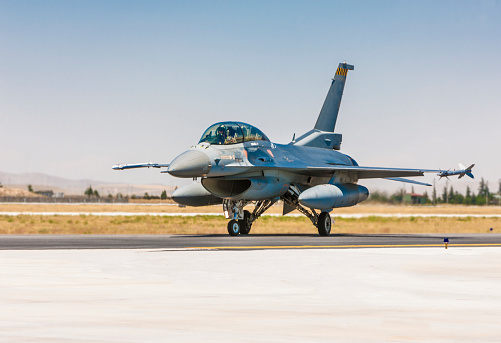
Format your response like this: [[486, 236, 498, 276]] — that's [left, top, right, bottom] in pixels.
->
[[1, 247, 500, 342], [0, 233, 500, 250]]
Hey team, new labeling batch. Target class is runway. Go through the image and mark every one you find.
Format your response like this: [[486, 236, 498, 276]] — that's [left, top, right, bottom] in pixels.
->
[[2, 247, 501, 342], [1, 233, 500, 250], [3, 233, 500, 341], [2, 234, 501, 341]]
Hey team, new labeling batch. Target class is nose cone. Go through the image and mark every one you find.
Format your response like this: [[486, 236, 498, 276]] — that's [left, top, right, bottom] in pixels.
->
[[168, 150, 211, 178]]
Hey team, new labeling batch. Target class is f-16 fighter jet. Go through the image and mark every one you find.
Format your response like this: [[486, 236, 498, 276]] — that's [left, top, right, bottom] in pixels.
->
[[113, 62, 473, 236]]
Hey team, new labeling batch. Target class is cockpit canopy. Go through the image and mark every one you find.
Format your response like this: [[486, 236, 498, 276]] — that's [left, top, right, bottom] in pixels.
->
[[199, 122, 269, 145]]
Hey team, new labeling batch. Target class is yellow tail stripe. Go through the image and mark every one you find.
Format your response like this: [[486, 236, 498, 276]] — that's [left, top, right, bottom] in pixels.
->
[[336, 68, 348, 76]]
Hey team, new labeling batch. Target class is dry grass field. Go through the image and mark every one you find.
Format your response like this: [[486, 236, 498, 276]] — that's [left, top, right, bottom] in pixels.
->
[[0, 203, 500, 234], [2, 202, 501, 215]]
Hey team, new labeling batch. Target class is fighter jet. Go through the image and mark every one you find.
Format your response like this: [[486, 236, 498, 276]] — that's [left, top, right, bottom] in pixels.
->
[[113, 62, 474, 236]]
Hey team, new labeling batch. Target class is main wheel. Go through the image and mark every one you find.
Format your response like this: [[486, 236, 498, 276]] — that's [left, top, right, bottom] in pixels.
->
[[317, 212, 331, 236], [227, 219, 241, 236], [239, 210, 252, 235]]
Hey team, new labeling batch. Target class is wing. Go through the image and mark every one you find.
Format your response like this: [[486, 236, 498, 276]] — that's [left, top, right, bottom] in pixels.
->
[[112, 162, 169, 170], [305, 165, 438, 179], [225, 163, 439, 179]]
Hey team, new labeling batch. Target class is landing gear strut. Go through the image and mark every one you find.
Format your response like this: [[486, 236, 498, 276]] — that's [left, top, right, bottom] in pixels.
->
[[223, 199, 275, 236], [281, 184, 333, 236]]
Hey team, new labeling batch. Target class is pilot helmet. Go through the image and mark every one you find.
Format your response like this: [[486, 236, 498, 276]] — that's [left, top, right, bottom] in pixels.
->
[[216, 126, 226, 136]]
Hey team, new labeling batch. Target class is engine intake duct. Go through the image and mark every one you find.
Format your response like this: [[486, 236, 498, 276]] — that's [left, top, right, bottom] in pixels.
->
[[202, 177, 288, 200], [201, 179, 251, 198]]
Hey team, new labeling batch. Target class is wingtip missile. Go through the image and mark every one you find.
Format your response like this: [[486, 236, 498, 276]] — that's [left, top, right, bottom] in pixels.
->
[[112, 163, 170, 170], [438, 163, 475, 179]]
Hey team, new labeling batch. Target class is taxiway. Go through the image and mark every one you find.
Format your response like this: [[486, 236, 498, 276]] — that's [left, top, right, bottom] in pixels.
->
[[0, 233, 500, 250]]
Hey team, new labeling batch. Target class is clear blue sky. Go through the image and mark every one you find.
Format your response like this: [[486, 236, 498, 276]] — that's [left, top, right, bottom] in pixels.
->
[[1, 0, 500, 193]]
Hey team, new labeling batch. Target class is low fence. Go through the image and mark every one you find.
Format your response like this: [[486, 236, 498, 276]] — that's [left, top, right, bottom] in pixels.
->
[[0, 197, 129, 204]]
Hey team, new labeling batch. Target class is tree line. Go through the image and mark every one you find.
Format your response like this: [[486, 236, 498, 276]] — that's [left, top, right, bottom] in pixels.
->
[[368, 178, 501, 205], [84, 186, 169, 200]]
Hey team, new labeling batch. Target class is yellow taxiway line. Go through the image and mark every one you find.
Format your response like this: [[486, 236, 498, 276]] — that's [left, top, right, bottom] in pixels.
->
[[187, 243, 501, 250]]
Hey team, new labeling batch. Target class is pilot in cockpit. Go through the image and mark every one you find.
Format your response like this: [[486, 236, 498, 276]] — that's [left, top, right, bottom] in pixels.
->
[[215, 126, 227, 144], [226, 126, 237, 143]]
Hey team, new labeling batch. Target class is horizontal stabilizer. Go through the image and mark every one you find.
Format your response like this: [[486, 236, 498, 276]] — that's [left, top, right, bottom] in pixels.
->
[[385, 177, 432, 187]]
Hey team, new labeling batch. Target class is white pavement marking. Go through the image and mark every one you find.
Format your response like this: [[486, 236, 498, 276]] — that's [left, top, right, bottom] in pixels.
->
[[0, 248, 500, 342], [2, 211, 501, 218]]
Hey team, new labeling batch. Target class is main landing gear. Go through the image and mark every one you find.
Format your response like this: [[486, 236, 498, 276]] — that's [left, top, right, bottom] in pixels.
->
[[223, 185, 334, 236], [282, 185, 333, 236], [227, 210, 251, 236], [317, 212, 331, 236], [223, 199, 274, 236]]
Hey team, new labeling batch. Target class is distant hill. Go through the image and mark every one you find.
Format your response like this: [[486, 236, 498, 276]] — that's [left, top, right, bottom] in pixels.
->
[[0, 186, 38, 197], [0, 171, 172, 196]]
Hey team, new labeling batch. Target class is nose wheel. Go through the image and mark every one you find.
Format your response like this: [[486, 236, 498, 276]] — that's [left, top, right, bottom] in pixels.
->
[[227, 210, 252, 236], [227, 220, 241, 236], [224, 199, 274, 236], [239, 210, 251, 235]]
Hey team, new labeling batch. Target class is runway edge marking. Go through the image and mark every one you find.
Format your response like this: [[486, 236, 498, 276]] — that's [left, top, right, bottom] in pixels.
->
[[184, 243, 501, 250]]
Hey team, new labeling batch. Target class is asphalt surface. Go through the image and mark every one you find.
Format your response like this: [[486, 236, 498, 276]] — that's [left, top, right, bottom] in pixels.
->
[[0, 233, 500, 250]]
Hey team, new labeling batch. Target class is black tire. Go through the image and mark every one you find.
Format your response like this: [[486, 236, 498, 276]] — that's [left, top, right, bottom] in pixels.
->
[[317, 212, 331, 236], [227, 220, 240, 236], [239, 210, 252, 235]]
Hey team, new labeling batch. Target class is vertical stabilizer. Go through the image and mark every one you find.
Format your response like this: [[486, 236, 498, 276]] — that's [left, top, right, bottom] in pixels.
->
[[314, 62, 354, 132]]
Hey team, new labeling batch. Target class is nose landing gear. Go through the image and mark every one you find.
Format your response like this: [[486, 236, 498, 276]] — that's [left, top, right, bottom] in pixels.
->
[[239, 210, 252, 235], [226, 210, 252, 236], [223, 199, 274, 236], [227, 220, 241, 236]]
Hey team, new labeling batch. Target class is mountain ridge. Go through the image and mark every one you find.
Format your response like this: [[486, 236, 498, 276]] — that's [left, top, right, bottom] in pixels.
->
[[0, 171, 172, 196]]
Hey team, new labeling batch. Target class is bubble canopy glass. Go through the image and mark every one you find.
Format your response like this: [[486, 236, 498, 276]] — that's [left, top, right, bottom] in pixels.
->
[[198, 122, 270, 145]]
